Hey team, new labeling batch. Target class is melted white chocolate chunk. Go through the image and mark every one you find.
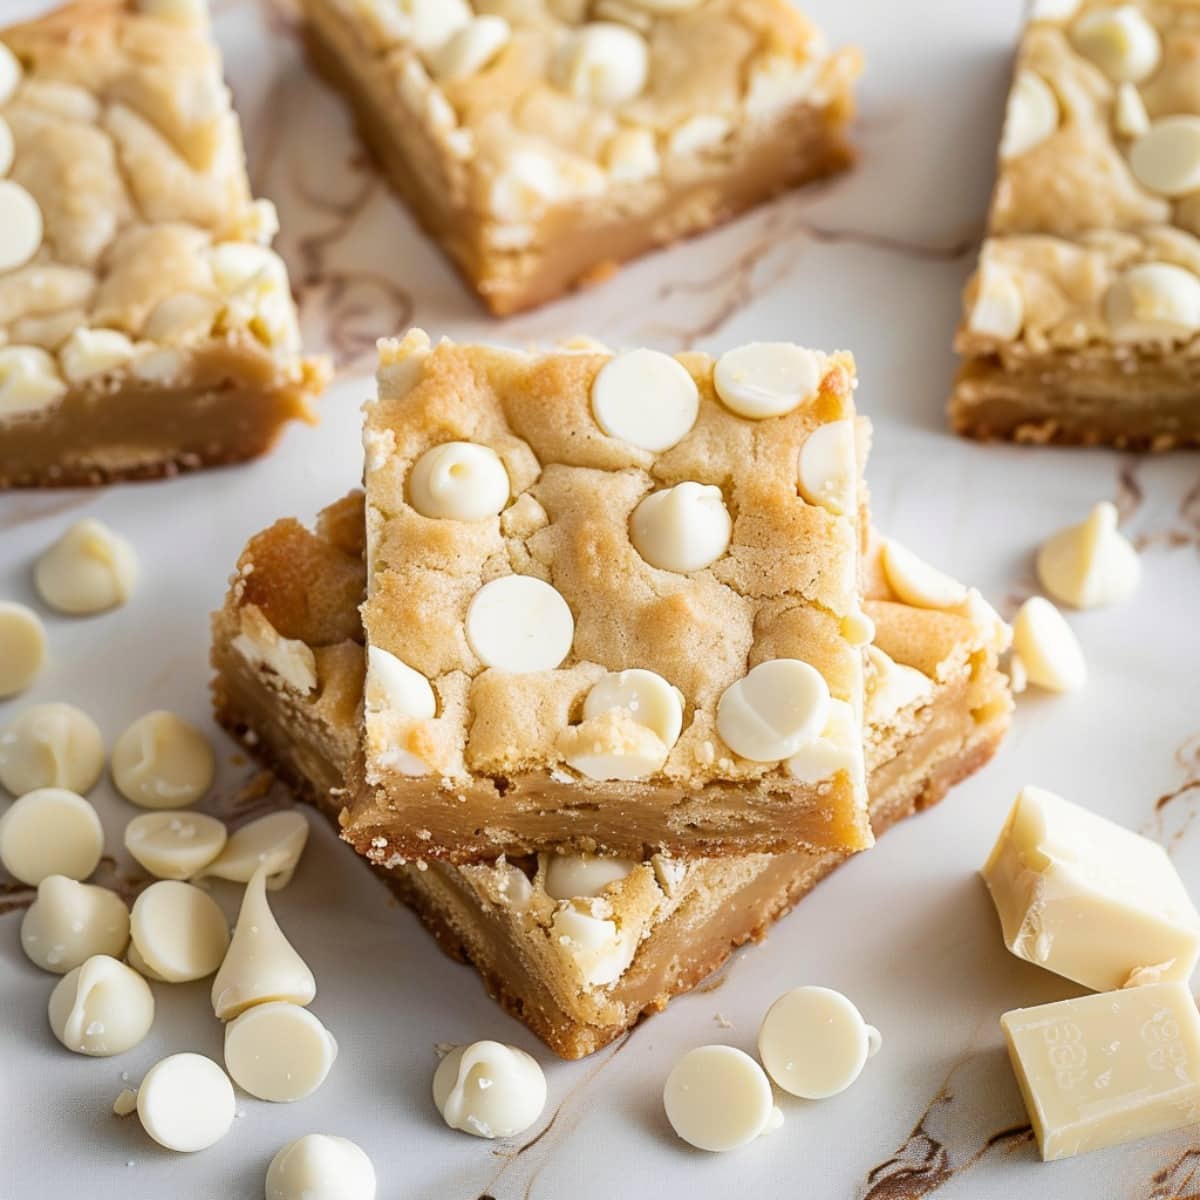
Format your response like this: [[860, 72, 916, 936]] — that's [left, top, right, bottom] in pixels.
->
[[1036, 501, 1140, 609], [713, 342, 823, 419], [111, 711, 215, 809], [785, 699, 863, 785], [466, 576, 575, 671], [1129, 116, 1200, 196], [195, 809, 309, 889], [224, 1001, 337, 1102], [0, 702, 105, 796], [1071, 5, 1161, 83], [137, 1053, 235, 1153], [129, 881, 229, 983], [864, 645, 933, 725], [48, 955, 154, 1056], [1104, 262, 1200, 340], [125, 811, 228, 880], [21, 876, 130, 974], [663, 1045, 780, 1152], [543, 854, 637, 900], [0, 181, 44, 273], [591, 348, 699, 452], [59, 329, 138, 383], [552, 22, 649, 106], [999, 70, 1059, 160], [35, 519, 138, 615], [630, 482, 731, 573], [266, 1135, 377, 1200], [0, 346, 67, 419], [716, 659, 830, 763], [0, 788, 104, 885], [0, 603, 47, 698], [409, 441, 510, 520], [797, 419, 856, 515], [1011, 597, 1087, 692], [433, 1041, 547, 1139], [880, 539, 968, 610]]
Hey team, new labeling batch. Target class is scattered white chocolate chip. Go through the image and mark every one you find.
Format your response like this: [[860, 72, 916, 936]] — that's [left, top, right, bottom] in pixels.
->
[[211, 865, 316, 1020], [1104, 262, 1200, 341], [663, 1045, 780, 1152], [488, 149, 562, 221], [543, 855, 637, 900], [59, 328, 138, 384], [1071, 5, 1161, 83], [1036, 501, 1140, 609], [224, 1001, 337, 1102], [785, 699, 864, 785], [0, 602, 47, 698], [552, 21, 648, 106], [129, 881, 229, 983], [0, 42, 22, 105], [758, 986, 881, 1099], [713, 342, 823, 419], [21, 876, 130, 974], [266, 1135, 377, 1200], [408, 442, 510, 521], [1130, 116, 1200, 196], [1113, 82, 1150, 139], [551, 903, 635, 986], [433, 1041, 547, 1139], [797, 419, 856, 515], [585, 669, 683, 750], [1011, 597, 1087, 692], [968, 262, 1025, 339], [110, 711, 215, 810], [34, 519, 138, 615], [880, 539, 968, 610], [0, 346, 68, 418], [630, 482, 731, 574], [0, 788, 104, 885], [999, 70, 1059, 160], [137, 1053, 236, 1153], [364, 646, 437, 776], [466, 576, 574, 672], [427, 15, 510, 80], [124, 811, 228, 880], [195, 809, 310, 889], [716, 659, 831, 764], [591, 348, 699, 451], [864, 645, 934, 725], [113, 1088, 138, 1117], [48, 955, 154, 1057], [0, 702, 104, 796], [0, 181, 44, 273], [125, 938, 165, 982]]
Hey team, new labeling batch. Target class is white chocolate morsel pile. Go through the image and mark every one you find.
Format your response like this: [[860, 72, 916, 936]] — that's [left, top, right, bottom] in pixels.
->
[[34, 520, 138, 615], [0, 602, 46, 697], [432, 1040, 547, 1139], [265, 1135, 377, 1200]]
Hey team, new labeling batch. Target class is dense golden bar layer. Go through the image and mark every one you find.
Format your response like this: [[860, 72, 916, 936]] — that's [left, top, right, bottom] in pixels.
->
[[0, 0, 328, 487], [211, 493, 1011, 1058], [300, 0, 858, 315]]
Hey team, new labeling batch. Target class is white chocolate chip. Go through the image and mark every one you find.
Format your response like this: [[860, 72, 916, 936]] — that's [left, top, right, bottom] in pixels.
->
[[880, 539, 968, 610], [224, 1002, 337, 1102], [266, 1136, 377, 1200], [404, 0, 471, 51], [21, 876, 129, 974], [584, 669, 683, 750], [211, 865, 316, 1020], [1032, 0, 1081, 18], [489, 150, 562, 221], [113, 1088, 138, 1117], [1071, 5, 1161, 83], [0, 602, 46, 698], [663, 1045, 779, 1152], [797, 419, 856, 515], [1113, 82, 1150, 139], [48, 955, 154, 1057], [59, 328, 137, 383], [232, 605, 318, 695], [433, 1041, 547, 1139], [111, 711, 215, 810], [745, 55, 821, 118], [137, 1054, 235, 1153], [194, 810, 310, 889], [137, 0, 210, 24], [124, 811, 228, 880], [630, 482, 731, 573], [0, 703, 104, 796], [143, 293, 221, 344], [1130, 116, 1200, 196], [786, 699, 864, 785], [551, 904, 635, 986], [758, 986, 881, 1099], [0, 346, 67, 419], [0, 116, 13, 177], [713, 342, 823, 419], [841, 607, 876, 647], [428, 16, 510, 81], [591, 348, 699, 451], [35, 519, 138, 615], [1104, 262, 1200, 341], [129, 881, 229, 983], [864, 645, 934, 725], [409, 442, 510, 520], [0, 42, 23, 105], [716, 659, 831, 764], [364, 646, 437, 776], [543, 855, 638, 900], [125, 939, 166, 982], [0, 181, 44, 272], [466, 576, 574, 672], [0, 788, 103, 884], [1011, 597, 1087, 692], [1009, 651, 1029, 694], [552, 22, 648, 106], [206, 243, 300, 351], [668, 114, 732, 157], [1036, 501, 1140, 609], [605, 127, 660, 181], [999, 70, 1059, 160], [968, 262, 1025, 339]]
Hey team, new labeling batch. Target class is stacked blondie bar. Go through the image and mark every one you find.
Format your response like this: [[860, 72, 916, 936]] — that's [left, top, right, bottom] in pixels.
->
[[212, 332, 1013, 1057]]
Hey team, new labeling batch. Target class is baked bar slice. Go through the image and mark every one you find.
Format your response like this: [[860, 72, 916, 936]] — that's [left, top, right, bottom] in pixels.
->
[[0, 0, 329, 487], [360, 330, 872, 863], [300, 0, 859, 315], [211, 493, 1013, 1058], [950, 0, 1200, 449]]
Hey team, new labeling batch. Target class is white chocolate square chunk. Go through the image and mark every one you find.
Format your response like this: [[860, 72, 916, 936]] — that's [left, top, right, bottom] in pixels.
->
[[1003, 982, 1200, 1161], [982, 786, 1200, 991]]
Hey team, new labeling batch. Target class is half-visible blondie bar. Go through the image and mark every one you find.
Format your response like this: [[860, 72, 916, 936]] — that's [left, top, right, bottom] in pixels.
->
[[0, 0, 328, 487], [301, 0, 859, 314]]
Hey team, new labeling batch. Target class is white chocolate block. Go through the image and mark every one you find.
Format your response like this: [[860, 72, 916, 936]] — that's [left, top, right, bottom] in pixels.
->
[[1003, 982, 1200, 1161], [982, 786, 1200, 991]]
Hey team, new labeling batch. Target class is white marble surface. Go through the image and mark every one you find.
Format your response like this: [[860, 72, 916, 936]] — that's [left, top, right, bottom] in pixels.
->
[[3, 1, 1200, 1197]]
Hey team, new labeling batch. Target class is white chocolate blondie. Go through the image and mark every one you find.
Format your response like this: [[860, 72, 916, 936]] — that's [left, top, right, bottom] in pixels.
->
[[0, 0, 328, 487], [300, 0, 859, 314]]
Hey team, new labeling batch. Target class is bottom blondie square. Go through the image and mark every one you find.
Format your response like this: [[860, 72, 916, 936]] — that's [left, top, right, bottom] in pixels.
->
[[212, 494, 1012, 1059]]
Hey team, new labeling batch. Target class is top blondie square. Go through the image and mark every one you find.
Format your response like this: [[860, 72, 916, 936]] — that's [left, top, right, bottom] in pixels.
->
[[358, 329, 875, 864]]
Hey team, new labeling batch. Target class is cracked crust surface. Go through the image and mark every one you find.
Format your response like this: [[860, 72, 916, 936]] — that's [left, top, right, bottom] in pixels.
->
[[0, 0, 328, 486], [359, 330, 869, 863]]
